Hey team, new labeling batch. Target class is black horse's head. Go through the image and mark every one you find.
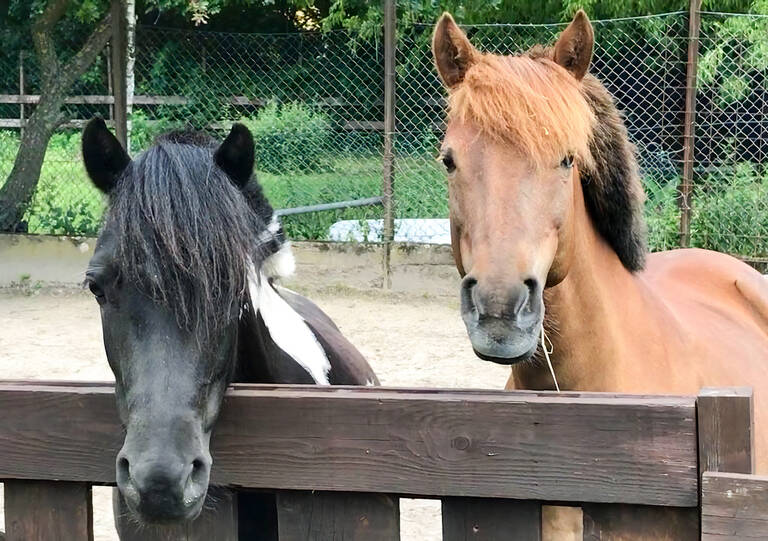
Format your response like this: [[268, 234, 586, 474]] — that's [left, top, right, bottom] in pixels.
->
[[82, 119, 275, 523]]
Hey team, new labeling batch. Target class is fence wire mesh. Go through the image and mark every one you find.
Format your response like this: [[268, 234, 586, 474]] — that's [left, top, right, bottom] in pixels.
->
[[0, 11, 766, 262]]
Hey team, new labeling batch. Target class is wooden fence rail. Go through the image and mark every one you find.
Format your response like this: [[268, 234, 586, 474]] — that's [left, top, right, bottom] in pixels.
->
[[0, 382, 763, 540]]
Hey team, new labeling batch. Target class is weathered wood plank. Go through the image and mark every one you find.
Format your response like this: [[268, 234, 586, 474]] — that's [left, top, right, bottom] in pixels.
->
[[702, 472, 768, 539], [697, 387, 754, 475], [277, 491, 399, 541], [0, 378, 697, 399], [114, 487, 238, 541], [442, 497, 540, 541], [4, 480, 93, 541], [582, 504, 697, 540], [0, 382, 698, 506]]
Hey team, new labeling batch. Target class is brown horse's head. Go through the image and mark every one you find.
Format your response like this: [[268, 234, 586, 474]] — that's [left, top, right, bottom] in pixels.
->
[[433, 11, 646, 364]]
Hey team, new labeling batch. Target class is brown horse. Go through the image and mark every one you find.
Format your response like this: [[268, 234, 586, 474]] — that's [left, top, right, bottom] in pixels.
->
[[432, 9, 768, 539]]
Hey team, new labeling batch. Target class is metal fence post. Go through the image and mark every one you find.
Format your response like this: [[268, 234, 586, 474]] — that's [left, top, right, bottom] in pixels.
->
[[679, 0, 702, 248], [111, 0, 128, 148], [18, 51, 25, 138], [382, 0, 396, 289]]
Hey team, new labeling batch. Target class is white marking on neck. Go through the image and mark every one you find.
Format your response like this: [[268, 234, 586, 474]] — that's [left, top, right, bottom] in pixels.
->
[[261, 242, 296, 280], [247, 260, 330, 385]]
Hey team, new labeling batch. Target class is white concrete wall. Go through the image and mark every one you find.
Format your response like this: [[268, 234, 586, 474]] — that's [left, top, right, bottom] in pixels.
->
[[0, 235, 459, 296]]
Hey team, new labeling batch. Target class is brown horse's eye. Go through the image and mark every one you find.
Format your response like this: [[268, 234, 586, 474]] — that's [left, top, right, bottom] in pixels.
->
[[442, 153, 456, 173], [561, 155, 574, 169]]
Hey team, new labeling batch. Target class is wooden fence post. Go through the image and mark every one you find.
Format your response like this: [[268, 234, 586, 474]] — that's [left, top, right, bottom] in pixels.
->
[[697, 387, 754, 475], [679, 0, 702, 248], [381, 0, 396, 289], [277, 491, 400, 541], [4, 480, 93, 541], [110, 0, 128, 148], [442, 498, 541, 541]]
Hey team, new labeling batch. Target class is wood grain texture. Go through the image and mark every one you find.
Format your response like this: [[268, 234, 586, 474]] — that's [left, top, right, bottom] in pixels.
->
[[702, 472, 768, 540], [697, 387, 754, 475], [276, 491, 399, 541], [114, 487, 238, 541], [582, 503, 697, 541], [442, 497, 540, 541], [0, 382, 698, 506], [4, 480, 93, 541]]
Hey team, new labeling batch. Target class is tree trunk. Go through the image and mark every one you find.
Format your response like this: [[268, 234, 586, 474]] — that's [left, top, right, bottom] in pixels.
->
[[0, 1, 112, 232], [0, 97, 66, 230]]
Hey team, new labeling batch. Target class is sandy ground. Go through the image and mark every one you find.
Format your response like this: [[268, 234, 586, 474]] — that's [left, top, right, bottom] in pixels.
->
[[0, 285, 510, 540]]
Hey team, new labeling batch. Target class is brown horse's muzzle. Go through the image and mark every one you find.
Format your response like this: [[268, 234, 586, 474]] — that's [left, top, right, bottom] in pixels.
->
[[460, 275, 543, 364]]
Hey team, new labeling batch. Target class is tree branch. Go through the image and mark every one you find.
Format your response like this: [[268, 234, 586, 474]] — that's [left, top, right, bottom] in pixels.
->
[[61, 11, 113, 89], [31, 0, 72, 87]]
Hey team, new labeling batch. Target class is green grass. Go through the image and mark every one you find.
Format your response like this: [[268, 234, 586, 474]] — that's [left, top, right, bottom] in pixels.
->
[[0, 129, 766, 260], [0, 131, 448, 240]]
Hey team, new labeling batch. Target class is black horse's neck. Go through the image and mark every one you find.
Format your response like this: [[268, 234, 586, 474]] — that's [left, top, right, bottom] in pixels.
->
[[232, 292, 320, 384]]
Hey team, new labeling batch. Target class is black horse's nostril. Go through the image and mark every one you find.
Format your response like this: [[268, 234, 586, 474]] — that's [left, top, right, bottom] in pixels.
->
[[117, 456, 130, 483], [190, 458, 207, 485]]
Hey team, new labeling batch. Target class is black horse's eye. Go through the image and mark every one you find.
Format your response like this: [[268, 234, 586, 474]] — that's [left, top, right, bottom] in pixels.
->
[[88, 281, 106, 305], [561, 154, 574, 169], [442, 153, 456, 174]]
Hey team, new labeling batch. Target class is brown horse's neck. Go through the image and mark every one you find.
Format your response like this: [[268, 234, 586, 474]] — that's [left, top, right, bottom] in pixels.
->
[[512, 175, 656, 392]]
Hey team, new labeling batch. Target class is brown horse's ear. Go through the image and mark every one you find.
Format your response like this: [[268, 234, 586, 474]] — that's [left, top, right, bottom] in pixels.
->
[[553, 10, 594, 81], [432, 13, 479, 89]]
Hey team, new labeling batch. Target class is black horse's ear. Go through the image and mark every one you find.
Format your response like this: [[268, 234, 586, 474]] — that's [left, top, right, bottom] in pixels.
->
[[82, 117, 130, 194], [214, 123, 254, 188]]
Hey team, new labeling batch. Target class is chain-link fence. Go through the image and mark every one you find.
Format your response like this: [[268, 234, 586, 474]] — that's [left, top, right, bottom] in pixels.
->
[[0, 10, 766, 263]]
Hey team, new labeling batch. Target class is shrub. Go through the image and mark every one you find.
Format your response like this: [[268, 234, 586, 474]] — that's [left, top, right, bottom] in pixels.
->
[[129, 109, 180, 153], [644, 176, 681, 252], [23, 132, 104, 236], [241, 102, 333, 175], [690, 162, 768, 257]]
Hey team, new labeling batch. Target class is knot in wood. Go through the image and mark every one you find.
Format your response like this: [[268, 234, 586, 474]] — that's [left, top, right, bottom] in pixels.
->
[[452, 435, 470, 450]]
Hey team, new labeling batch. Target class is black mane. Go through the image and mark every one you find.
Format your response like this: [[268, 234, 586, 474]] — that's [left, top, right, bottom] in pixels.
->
[[579, 74, 648, 271], [106, 131, 276, 340]]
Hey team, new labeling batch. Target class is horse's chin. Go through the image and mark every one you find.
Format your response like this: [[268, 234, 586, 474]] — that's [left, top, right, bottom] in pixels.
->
[[125, 495, 206, 525], [473, 347, 537, 365], [119, 484, 207, 525], [465, 321, 539, 365]]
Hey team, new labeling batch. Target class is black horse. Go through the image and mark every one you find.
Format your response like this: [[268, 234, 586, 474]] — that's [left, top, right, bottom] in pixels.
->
[[82, 118, 378, 538]]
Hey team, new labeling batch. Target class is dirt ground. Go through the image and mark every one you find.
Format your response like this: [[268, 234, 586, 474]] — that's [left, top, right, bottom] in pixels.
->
[[0, 285, 510, 540]]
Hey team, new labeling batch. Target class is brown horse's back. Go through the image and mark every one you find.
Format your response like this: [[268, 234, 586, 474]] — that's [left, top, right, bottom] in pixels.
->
[[638, 248, 768, 469]]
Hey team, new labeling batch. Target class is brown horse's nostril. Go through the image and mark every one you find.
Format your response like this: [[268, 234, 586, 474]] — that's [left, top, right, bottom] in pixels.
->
[[523, 278, 538, 295], [460, 276, 479, 315], [462, 276, 540, 322]]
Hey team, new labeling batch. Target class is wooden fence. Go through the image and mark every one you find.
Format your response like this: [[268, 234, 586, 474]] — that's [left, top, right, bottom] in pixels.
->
[[0, 381, 765, 540]]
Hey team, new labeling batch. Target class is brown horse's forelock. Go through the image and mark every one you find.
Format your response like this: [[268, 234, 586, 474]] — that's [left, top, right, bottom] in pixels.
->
[[450, 46, 647, 272], [106, 134, 272, 342], [448, 51, 595, 172]]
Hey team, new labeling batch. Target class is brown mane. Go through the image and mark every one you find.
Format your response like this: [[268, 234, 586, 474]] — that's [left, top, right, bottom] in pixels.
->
[[449, 45, 648, 271]]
